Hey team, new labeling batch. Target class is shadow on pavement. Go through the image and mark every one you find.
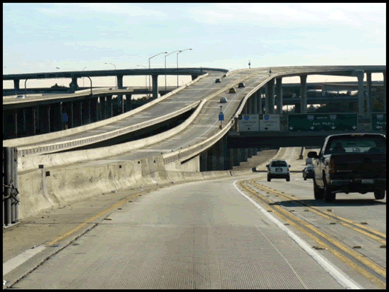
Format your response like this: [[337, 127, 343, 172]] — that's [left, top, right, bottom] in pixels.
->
[[270, 199, 386, 207]]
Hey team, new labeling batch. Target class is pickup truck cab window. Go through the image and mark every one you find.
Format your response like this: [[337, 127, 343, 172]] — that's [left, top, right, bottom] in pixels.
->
[[325, 136, 386, 155]]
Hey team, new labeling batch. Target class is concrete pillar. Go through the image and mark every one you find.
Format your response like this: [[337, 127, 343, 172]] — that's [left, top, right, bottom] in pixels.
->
[[25, 107, 36, 135], [100, 96, 106, 120], [107, 96, 113, 118], [50, 103, 63, 131], [117, 75, 123, 89], [125, 94, 132, 112], [191, 75, 199, 80], [300, 75, 307, 114], [39, 105, 50, 134], [233, 149, 239, 166], [117, 95, 124, 114], [276, 77, 283, 115], [227, 149, 234, 170], [220, 135, 228, 170], [200, 152, 208, 172], [19, 108, 26, 136], [383, 73, 386, 113], [3, 110, 16, 139], [355, 71, 365, 115], [253, 92, 258, 114], [366, 72, 372, 115], [13, 79, 20, 91], [13, 110, 18, 138], [69, 76, 79, 91], [90, 98, 99, 122], [152, 75, 158, 100], [82, 100, 90, 125], [73, 100, 83, 127], [265, 79, 275, 114], [248, 148, 253, 159]]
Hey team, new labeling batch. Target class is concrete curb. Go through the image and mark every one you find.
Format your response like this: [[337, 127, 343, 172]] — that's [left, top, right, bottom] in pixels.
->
[[4, 73, 210, 148]]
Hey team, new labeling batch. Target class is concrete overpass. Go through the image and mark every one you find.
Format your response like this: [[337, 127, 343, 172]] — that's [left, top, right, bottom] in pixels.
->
[[3, 65, 386, 222]]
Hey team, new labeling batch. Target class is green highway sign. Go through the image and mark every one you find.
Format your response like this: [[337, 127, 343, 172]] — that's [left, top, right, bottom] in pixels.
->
[[288, 113, 358, 131], [372, 113, 386, 130]]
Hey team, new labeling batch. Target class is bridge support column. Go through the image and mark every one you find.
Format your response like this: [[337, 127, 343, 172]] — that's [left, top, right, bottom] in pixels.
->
[[73, 100, 83, 127], [82, 100, 90, 125], [227, 149, 234, 170], [248, 148, 253, 159], [13, 79, 20, 91], [117, 75, 123, 89], [200, 152, 207, 172], [276, 77, 283, 115], [355, 70, 365, 116], [191, 75, 198, 80], [100, 96, 106, 120], [125, 94, 132, 112], [17, 108, 26, 137], [152, 75, 159, 100], [90, 98, 99, 122], [50, 103, 63, 131], [253, 92, 258, 114], [265, 79, 275, 114], [117, 95, 124, 114], [69, 77, 79, 91], [300, 75, 307, 114], [366, 72, 372, 115], [107, 96, 113, 118], [39, 105, 50, 134], [383, 73, 386, 113], [25, 107, 36, 135], [232, 149, 239, 166], [3, 110, 17, 139]]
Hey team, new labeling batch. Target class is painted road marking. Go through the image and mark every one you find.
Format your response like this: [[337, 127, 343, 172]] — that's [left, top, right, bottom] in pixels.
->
[[233, 180, 363, 289], [3, 245, 46, 276]]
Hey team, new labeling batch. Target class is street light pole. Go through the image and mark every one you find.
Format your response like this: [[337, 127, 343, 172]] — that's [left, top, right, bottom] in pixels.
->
[[176, 48, 192, 88], [164, 50, 181, 92], [148, 51, 167, 98]]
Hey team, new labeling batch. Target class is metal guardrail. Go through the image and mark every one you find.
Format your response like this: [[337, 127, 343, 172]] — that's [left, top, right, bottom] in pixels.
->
[[3, 147, 19, 227]]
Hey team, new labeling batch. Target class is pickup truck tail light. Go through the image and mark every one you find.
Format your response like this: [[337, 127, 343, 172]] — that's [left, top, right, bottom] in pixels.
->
[[328, 158, 336, 174]]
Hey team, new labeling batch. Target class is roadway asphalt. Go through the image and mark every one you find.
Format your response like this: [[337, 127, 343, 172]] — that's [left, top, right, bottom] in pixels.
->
[[3, 147, 385, 289]]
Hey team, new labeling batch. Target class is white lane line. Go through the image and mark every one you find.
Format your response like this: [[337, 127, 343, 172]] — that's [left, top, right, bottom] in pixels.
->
[[233, 180, 363, 290], [3, 245, 46, 276]]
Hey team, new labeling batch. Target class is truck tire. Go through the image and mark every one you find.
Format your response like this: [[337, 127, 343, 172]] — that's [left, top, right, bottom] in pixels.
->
[[313, 178, 324, 200], [286, 176, 290, 182], [324, 183, 336, 202], [374, 189, 385, 200], [267, 176, 271, 182]]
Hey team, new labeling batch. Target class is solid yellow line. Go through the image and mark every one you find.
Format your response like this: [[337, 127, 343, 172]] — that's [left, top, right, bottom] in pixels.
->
[[253, 181, 386, 240], [47, 192, 144, 246], [239, 180, 386, 285]]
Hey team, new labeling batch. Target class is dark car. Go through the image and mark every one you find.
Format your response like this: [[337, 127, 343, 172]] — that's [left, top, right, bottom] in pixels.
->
[[215, 78, 221, 83], [303, 165, 314, 180], [238, 82, 245, 88]]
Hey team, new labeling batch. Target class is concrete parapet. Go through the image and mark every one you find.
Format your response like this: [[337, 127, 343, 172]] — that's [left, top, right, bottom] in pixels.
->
[[4, 73, 210, 148]]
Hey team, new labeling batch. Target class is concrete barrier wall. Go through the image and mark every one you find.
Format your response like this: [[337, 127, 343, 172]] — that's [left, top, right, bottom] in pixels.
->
[[18, 153, 256, 220], [4, 73, 210, 148]]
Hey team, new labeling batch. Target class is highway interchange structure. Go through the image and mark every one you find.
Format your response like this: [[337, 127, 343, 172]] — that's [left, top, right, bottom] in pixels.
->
[[2, 65, 386, 221]]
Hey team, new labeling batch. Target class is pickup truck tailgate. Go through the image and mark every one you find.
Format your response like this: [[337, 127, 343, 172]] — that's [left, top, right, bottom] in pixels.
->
[[331, 153, 386, 178]]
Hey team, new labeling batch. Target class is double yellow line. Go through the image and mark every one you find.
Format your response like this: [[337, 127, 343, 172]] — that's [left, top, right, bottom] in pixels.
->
[[238, 179, 386, 289], [252, 181, 386, 246]]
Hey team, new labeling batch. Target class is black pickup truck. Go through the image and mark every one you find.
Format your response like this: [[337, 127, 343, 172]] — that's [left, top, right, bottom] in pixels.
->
[[307, 133, 386, 201]]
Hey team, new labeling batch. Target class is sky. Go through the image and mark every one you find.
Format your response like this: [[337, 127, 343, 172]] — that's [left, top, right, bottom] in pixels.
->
[[3, 3, 386, 88]]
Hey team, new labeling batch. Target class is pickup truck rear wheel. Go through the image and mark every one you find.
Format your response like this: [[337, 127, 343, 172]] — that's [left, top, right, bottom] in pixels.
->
[[324, 184, 336, 201], [267, 176, 271, 182], [374, 189, 385, 200], [313, 179, 324, 200]]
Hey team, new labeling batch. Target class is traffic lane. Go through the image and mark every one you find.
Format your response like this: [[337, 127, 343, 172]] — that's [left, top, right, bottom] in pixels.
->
[[90, 79, 258, 162], [257, 173, 386, 236], [12, 176, 344, 289]]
